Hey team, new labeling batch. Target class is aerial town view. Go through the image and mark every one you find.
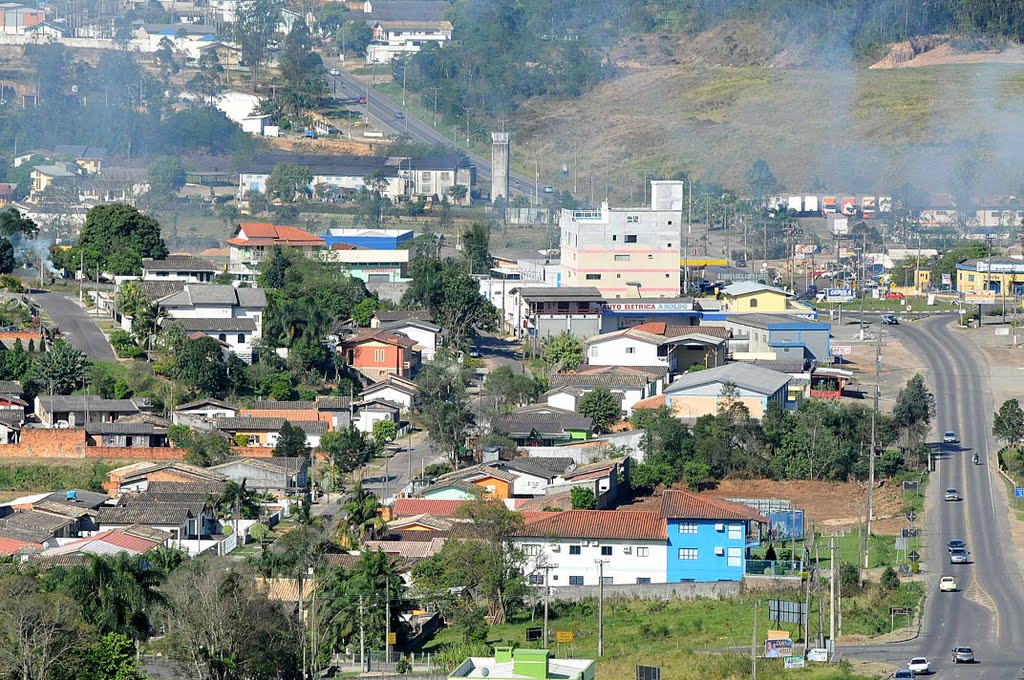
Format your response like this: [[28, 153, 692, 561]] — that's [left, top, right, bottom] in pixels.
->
[[1, 0, 1024, 678]]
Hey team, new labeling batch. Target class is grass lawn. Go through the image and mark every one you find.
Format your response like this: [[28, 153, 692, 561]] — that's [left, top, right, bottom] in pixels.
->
[[417, 585, 918, 679], [825, 297, 959, 314]]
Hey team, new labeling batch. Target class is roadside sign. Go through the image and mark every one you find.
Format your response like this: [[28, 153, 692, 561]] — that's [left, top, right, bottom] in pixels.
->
[[807, 648, 829, 662], [526, 627, 543, 642], [964, 291, 996, 304], [555, 631, 574, 644], [765, 638, 794, 658], [387, 632, 397, 644], [890, 607, 912, 615], [784, 655, 806, 669], [895, 537, 908, 551], [831, 345, 852, 356], [1015, 488, 1024, 498], [636, 666, 661, 680], [826, 288, 855, 303], [901, 528, 919, 538], [907, 550, 920, 563], [902, 480, 918, 492], [996, 327, 1010, 336], [905, 511, 917, 523]]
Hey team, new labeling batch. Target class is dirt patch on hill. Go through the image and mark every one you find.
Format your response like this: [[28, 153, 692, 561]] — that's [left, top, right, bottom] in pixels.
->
[[871, 34, 1024, 69], [266, 137, 377, 155]]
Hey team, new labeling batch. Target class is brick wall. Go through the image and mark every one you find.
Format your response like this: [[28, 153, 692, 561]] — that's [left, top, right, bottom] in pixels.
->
[[0, 429, 187, 461]]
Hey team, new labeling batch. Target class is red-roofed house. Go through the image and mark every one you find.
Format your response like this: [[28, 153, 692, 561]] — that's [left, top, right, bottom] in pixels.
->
[[392, 498, 471, 518], [0, 535, 40, 556], [227, 222, 326, 281], [515, 509, 668, 587], [340, 330, 420, 382]]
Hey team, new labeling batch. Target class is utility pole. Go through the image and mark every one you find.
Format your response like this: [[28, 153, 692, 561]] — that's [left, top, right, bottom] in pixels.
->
[[865, 327, 881, 569], [359, 596, 366, 672], [78, 250, 84, 303], [538, 565, 558, 646], [815, 541, 824, 648], [385, 577, 391, 665], [595, 559, 608, 656], [429, 87, 439, 127], [751, 601, 758, 680], [573, 139, 578, 195], [829, 536, 836, 648]]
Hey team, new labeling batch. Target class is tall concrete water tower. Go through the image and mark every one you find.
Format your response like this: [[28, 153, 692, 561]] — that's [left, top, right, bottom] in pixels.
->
[[490, 132, 510, 203]]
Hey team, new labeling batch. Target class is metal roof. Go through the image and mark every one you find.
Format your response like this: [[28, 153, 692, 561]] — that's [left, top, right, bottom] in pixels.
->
[[721, 282, 793, 297], [659, 489, 768, 522], [665, 362, 791, 396], [142, 255, 218, 272], [519, 286, 604, 302], [168, 317, 256, 332], [212, 417, 328, 435]]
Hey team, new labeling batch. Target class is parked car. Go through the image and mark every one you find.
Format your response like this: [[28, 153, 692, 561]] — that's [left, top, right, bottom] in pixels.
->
[[944, 487, 960, 501], [951, 646, 975, 663], [949, 548, 970, 564], [881, 314, 899, 325], [947, 540, 966, 553], [939, 576, 957, 592], [885, 291, 906, 299], [468, 346, 481, 358], [544, 185, 554, 193], [943, 430, 958, 443], [329, 68, 340, 76], [908, 658, 930, 674]]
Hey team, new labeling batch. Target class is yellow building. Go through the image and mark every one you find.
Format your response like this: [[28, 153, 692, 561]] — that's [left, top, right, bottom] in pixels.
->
[[720, 282, 793, 313], [30, 164, 77, 196], [956, 258, 1024, 296]]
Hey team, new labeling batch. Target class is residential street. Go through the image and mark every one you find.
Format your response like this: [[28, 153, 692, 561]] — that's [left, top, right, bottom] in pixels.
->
[[840, 315, 1024, 677], [30, 290, 115, 361]]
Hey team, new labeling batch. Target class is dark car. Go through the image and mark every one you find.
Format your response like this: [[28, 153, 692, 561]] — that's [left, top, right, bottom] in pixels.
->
[[395, 111, 405, 119], [947, 539, 966, 553], [881, 314, 899, 325]]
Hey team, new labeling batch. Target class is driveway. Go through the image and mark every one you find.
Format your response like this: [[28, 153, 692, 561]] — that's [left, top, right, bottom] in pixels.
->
[[31, 291, 115, 361]]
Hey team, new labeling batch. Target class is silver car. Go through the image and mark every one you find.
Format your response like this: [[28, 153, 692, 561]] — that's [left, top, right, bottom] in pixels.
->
[[949, 548, 969, 564], [944, 488, 960, 501], [951, 646, 975, 663]]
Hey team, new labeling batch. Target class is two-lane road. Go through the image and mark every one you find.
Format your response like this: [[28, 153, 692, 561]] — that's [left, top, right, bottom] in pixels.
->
[[843, 315, 1024, 677]]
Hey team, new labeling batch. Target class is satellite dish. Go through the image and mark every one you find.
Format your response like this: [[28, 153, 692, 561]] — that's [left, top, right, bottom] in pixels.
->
[[481, 669, 489, 677], [71, 85, 78, 93]]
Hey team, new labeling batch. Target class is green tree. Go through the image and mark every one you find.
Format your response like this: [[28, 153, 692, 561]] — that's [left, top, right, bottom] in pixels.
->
[[352, 297, 380, 327], [570, 486, 596, 509], [892, 373, 935, 453], [59, 204, 167, 276], [372, 419, 398, 448], [31, 340, 90, 394], [354, 170, 394, 229], [161, 325, 229, 397], [341, 483, 386, 543], [0, 575, 85, 680], [265, 162, 314, 202], [682, 460, 712, 491], [319, 428, 374, 474], [0, 206, 38, 240], [317, 550, 404, 656], [543, 332, 584, 370], [273, 421, 310, 457], [482, 365, 543, 414], [278, 19, 327, 114], [462, 222, 491, 275], [169, 426, 232, 467], [116, 281, 160, 344], [402, 257, 498, 348], [578, 387, 620, 434], [336, 19, 373, 57], [234, 0, 282, 86], [57, 553, 166, 641], [146, 155, 186, 200], [994, 398, 1024, 448], [0, 238, 15, 275], [75, 632, 147, 680], [746, 159, 781, 200]]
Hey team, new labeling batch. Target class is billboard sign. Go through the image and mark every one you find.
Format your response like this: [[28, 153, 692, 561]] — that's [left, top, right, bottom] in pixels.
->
[[826, 288, 855, 303], [784, 655, 806, 669], [794, 244, 819, 260], [878, 196, 893, 213], [841, 197, 857, 216], [768, 510, 805, 540], [768, 600, 805, 625], [555, 631, 574, 643], [831, 345, 853, 356], [765, 638, 794, 658], [964, 291, 996, 304], [806, 648, 829, 662]]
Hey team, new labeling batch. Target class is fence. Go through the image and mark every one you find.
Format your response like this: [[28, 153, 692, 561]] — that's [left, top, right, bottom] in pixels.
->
[[329, 650, 441, 675], [745, 559, 804, 577]]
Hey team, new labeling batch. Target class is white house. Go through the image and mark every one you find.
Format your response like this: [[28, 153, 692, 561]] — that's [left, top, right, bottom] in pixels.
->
[[545, 366, 661, 417], [152, 284, 267, 362], [586, 323, 728, 375], [515, 510, 668, 586], [142, 256, 219, 283], [172, 398, 238, 426], [376, 319, 441, 361], [353, 399, 400, 434], [359, 376, 418, 411], [492, 457, 574, 497]]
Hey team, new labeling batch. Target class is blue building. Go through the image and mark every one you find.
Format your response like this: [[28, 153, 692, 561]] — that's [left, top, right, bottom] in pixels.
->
[[321, 228, 414, 250], [725, 313, 832, 363], [661, 490, 766, 582]]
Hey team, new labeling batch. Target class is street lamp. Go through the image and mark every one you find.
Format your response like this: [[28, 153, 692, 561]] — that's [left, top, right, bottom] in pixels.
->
[[626, 281, 643, 298]]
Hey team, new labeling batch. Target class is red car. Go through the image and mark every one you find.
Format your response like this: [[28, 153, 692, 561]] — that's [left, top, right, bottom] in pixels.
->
[[885, 291, 905, 299]]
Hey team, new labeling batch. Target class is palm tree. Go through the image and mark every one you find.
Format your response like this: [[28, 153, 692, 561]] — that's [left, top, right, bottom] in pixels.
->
[[58, 553, 167, 641], [218, 479, 258, 536]]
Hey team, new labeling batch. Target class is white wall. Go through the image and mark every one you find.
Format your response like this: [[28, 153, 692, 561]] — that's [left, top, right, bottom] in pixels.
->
[[361, 386, 413, 411], [587, 336, 666, 369], [509, 471, 552, 496], [389, 326, 436, 361], [517, 537, 667, 586], [546, 391, 578, 412]]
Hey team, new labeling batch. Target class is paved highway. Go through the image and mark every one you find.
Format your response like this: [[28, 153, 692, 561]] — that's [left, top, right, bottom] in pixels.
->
[[325, 62, 538, 197], [842, 315, 1024, 677]]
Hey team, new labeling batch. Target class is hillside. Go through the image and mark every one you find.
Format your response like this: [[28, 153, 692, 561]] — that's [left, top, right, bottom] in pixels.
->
[[512, 56, 1024, 200]]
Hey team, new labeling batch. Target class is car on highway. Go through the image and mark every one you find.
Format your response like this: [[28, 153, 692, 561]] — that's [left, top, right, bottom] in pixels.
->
[[944, 487, 961, 501], [939, 576, 957, 592], [329, 68, 340, 76], [951, 646, 975, 663], [947, 540, 966, 553], [395, 111, 405, 119], [467, 346, 481, 358], [908, 657, 931, 674], [943, 431, 958, 443], [544, 185, 553, 193], [881, 313, 899, 325], [949, 548, 970, 564], [893, 670, 914, 679]]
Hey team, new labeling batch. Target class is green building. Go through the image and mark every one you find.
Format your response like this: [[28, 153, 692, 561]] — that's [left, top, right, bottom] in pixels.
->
[[448, 647, 596, 680]]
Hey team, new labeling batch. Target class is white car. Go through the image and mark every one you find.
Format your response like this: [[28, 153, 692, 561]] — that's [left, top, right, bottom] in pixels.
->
[[944, 487, 960, 501], [908, 657, 931, 674], [329, 68, 340, 76], [939, 576, 957, 592], [943, 431, 958, 443]]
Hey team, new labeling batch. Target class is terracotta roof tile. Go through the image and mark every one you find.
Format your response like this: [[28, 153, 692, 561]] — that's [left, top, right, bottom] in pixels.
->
[[632, 394, 666, 410], [517, 510, 666, 541], [659, 489, 767, 522], [0, 535, 39, 555], [392, 498, 469, 517]]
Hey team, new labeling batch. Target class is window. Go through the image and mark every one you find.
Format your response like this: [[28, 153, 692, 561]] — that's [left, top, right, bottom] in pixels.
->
[[678, 548, 698, 560], [749, 299, 758, 308], [625, 347, 635, 354], [969, 274, 975, 282], [636, 577, 651, 584], [636, 547, 649, 557], [600, 546, 612, 556], [678, 522, 698, 534], [648, 254, 654, 259], [590, 347, 599, 357], [374, 349, 386, 362], [422, 171, 432, 180], [528, 573, 545, 585], [247, 435, 259, 446], [614, 254, 630, 262], [625, 234, 638, 243], [727, 547, 742, 567], [569, 576, 584, 585], [727, 524, 743, 540], [612, 235, 617, 241], [218, 333, 227, 342], [557, 301, 570, 311], [569, 545, 581, 555], [601, 576, 613, 585], [237, 334, 246, 344], [667, 243, 672, 247], [586, 274, 602, 280]]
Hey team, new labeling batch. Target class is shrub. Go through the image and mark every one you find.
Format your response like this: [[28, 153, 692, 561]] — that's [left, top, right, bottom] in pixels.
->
[[881, 566, 900, 591]]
